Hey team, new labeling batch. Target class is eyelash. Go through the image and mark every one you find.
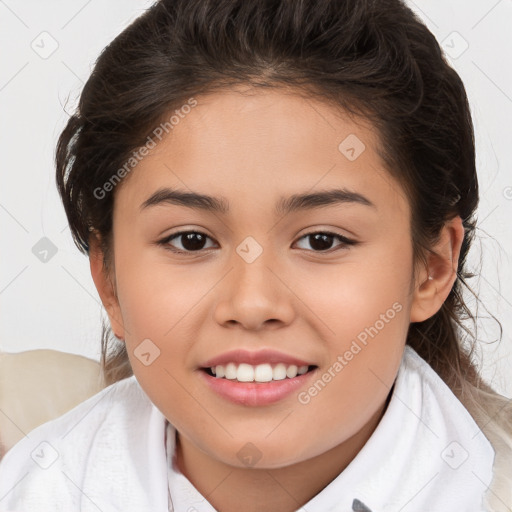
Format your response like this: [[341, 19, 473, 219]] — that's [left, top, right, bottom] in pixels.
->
[[157, 230, 358, 255]]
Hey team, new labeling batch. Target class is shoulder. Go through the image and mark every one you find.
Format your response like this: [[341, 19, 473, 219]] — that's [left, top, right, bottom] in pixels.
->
[[0, 375, 159, 509], [8, 374, 144, 441], [461, 381, 512, 511], [401, 345, 512, 511], [396, 345, 495, 463]]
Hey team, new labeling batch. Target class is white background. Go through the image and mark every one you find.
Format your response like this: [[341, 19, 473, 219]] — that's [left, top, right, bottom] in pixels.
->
[[0, 0, 510, 397]]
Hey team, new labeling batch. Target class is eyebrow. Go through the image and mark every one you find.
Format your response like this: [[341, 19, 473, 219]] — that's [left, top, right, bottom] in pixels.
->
[[140, 187, 376, 215]]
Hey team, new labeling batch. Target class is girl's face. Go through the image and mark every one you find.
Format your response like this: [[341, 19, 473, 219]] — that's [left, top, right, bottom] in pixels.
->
[[94, 87, 438, 469]]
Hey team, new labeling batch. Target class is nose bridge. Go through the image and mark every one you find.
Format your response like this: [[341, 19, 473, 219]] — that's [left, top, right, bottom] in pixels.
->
[[213, 235, 294, 329], [231, 234, 276, 300]]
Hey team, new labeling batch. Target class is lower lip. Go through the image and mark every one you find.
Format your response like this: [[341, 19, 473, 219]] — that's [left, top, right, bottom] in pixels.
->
[[198, 368, 317, 406]]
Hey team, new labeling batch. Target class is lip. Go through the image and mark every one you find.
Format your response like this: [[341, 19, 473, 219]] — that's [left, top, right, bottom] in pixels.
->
[[200, 349, 314, 368], [198, 366, 318, 407]]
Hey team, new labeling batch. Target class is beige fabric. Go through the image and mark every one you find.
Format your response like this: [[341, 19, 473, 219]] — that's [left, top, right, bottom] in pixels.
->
[[463, 385, 512, 512], [0, 350, 105, 458]]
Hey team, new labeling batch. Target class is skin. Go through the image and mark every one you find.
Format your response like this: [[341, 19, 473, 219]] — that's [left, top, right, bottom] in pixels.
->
[[90, 86, 464, 512]]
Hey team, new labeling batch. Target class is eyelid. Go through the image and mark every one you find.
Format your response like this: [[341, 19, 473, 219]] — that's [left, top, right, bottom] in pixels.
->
[[158, 229, 218, 254], [157, 228, 358, 254], [294, 230, 357, 251]]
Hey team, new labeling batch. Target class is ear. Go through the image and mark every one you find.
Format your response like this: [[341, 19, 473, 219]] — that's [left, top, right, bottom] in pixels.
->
[[409, 216, 465, 323], [89, 232, 126, 341]]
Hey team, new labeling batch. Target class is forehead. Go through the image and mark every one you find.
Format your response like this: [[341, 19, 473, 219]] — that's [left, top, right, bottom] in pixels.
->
[[114, 86, 409, 221]]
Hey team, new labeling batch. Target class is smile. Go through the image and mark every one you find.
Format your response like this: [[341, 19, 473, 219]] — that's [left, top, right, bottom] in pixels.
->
[[199, 364, 318, 406], [205, 362, 315, 382]]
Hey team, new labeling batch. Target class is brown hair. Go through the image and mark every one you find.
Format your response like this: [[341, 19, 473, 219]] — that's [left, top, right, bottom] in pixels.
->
[[56, 0, 501, 398]]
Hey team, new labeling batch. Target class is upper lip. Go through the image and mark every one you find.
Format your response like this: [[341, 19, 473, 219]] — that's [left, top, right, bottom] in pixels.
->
[[201, 349, 315, 368]]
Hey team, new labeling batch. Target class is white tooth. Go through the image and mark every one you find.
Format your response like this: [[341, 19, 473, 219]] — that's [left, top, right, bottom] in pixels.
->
[[213, 362, 307, 381], [254, 364, 273, 382], [237, 363, 255, 382], [225, 362, 237, 380], [272, 363, 287, 380], [286, 365, 298, 378]]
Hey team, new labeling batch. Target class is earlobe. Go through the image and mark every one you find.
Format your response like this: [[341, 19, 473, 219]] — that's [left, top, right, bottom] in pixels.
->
[[409, 216, 465, 323], [89, 232, 126, 341]]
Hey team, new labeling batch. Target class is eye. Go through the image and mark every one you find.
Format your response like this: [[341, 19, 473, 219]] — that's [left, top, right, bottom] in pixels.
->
[[158, 231, 217, 253], [157, 229, 357, 254], [294, 231, 357, 252]]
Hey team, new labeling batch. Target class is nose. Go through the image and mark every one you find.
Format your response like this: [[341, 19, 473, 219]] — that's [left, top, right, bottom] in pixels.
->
[[213, 246, 295, 331]]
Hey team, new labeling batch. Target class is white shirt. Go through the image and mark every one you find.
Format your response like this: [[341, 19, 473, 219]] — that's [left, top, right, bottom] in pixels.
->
[[0, 345, 495, 512]]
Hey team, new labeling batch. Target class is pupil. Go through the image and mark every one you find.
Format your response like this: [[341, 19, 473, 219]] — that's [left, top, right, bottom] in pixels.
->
[[310, 233, 333, 251], [182, 232, 206, 251]]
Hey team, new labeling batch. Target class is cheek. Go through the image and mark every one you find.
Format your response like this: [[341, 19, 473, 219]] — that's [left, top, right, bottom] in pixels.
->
[[292, 247, 413, 340], [113, 243, 199, 338], [290, 242, 412, 399]]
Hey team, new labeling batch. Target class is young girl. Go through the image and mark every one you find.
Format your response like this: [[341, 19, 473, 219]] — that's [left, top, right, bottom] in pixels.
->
[[1, 0, 511, 511]]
